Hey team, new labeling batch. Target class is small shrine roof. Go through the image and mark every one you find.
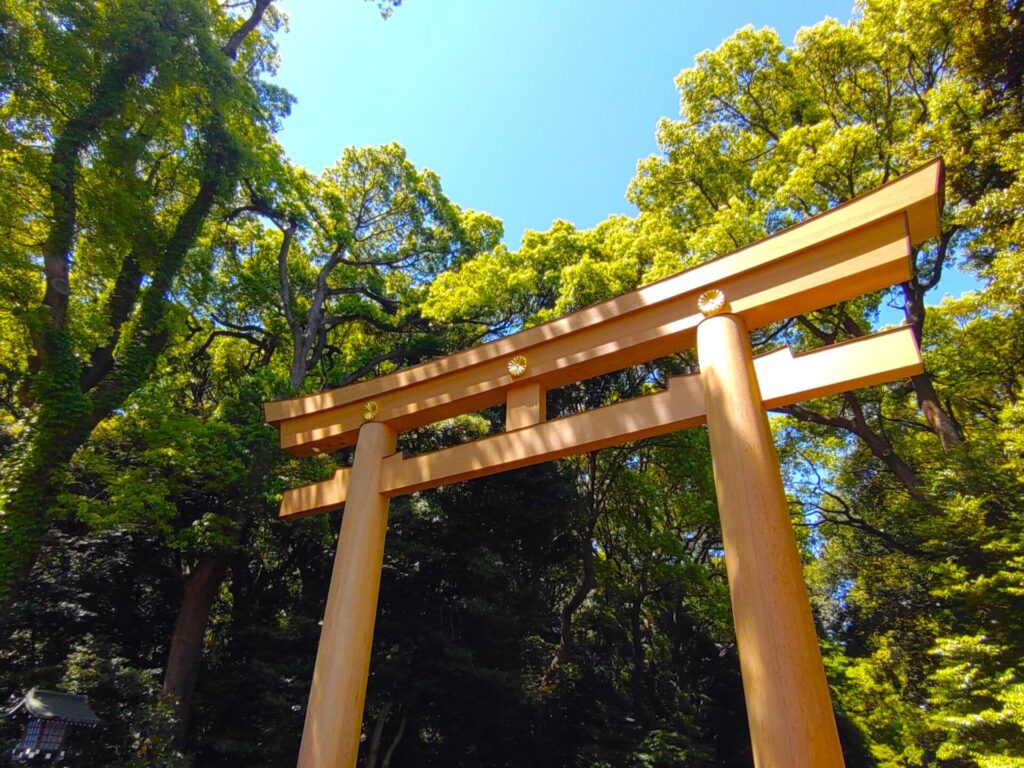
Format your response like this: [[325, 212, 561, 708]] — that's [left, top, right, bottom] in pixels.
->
[[4, 689, 99, 725]]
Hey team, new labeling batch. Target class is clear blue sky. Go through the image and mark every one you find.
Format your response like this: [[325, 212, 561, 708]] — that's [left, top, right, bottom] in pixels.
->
[[272, 0, 978, 309]]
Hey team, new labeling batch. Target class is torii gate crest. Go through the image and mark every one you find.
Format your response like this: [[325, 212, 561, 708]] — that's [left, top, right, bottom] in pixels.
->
[[265, 160, 944, 768]]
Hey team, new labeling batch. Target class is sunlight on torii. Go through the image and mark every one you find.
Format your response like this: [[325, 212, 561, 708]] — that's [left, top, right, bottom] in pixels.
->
[[265, 159, 944, 768]]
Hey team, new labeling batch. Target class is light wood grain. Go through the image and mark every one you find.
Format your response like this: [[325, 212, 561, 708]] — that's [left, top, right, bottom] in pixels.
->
[[698, 313, 845, 768], [276, 213, 912, 455], [505, 382, 546, 431], [295, 422, 396, 768], [279, 327, 922, 519]]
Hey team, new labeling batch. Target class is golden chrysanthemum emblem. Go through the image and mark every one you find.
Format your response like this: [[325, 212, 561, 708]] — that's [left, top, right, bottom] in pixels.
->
[[697, 288, 728, 317], [362, 400, 380, 421], [507, 355, 528, 378]]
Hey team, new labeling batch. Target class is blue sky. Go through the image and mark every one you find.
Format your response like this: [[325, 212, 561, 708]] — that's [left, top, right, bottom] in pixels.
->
[[272, 0, 978, 309]]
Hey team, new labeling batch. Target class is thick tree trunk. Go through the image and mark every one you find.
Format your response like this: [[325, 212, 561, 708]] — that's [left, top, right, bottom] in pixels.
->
[[162, 553, 230, 750], [290, 348, 309, 392], [0, 333, 93, 612], [2, 44, 147, 606], [0, 428, 82, 611], [2, 0, 270, 612], [2, 123, 236, 613]]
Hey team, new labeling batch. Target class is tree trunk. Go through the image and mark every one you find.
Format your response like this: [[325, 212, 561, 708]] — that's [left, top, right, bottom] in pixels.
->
[[162, 553, 230, 750], [541, 534, 596, 685], [902, 279, 964, 450], [290, 346, 309, 392], [0, 335, 92, 612], [0, 431, 80, 611], [1, 0, 272, 610], [365, 700, 393, 768], [910, 372, 964, 450], [541, 453, 601, 687], [2, 123, 236, 613], [3, 40, 168, 610], [381, 709, 409, 768], [628, 594, 649, 722]]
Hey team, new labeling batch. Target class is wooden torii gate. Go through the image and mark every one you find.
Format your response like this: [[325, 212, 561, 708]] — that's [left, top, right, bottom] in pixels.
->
[[265, 159, 943, 768]]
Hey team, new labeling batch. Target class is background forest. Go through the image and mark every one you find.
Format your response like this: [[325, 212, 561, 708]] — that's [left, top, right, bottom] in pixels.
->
[[0, 0, 1022, 766]]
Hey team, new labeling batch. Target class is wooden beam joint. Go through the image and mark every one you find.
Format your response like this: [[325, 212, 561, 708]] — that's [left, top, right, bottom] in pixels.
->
[[505, 382, 546, 431]]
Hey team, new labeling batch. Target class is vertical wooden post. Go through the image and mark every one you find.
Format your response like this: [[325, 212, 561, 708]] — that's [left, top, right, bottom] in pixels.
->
[[697, 310, 845, 768], [506, 382, 546, 431], [297, 421, 397, 768]]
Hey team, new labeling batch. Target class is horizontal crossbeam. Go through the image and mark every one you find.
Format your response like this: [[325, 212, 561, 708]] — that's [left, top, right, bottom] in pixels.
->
[[265, 161, 942, 457], [279, 326, 922, 519]]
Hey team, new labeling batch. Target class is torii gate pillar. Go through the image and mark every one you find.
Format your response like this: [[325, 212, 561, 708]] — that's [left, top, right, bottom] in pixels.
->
[[297, 421, 397, 768], [698, 309, 844, 767]]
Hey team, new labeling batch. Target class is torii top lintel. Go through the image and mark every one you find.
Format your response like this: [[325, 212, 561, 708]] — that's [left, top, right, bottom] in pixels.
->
[[264, 159, 943, 457]]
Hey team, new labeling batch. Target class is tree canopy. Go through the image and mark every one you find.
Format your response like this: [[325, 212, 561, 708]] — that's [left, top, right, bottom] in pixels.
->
[[1, 0, 1022, 766]]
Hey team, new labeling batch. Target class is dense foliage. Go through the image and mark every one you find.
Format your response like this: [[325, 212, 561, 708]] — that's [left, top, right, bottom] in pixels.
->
[[1, 0, 1022, 766]]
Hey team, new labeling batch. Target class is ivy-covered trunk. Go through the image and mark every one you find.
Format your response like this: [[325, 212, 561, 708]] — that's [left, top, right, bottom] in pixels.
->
[[0, 0, 275, 616], [0, 332, 92, 610], [0, 119, 237, 614]]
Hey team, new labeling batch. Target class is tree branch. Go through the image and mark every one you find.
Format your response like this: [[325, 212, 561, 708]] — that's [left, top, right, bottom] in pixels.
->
[[324, 311, 424, 335], [919, 227, 957, 291], [222, 0, 275, 60], [336, 347, 416, 387], [277, 221, 298, 331], [796, 314, 837, 344], [41, 44, 155, 334], [80, 247, 145, 392], [88, 118, 239, 427], [325, 285, 399, 314]]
